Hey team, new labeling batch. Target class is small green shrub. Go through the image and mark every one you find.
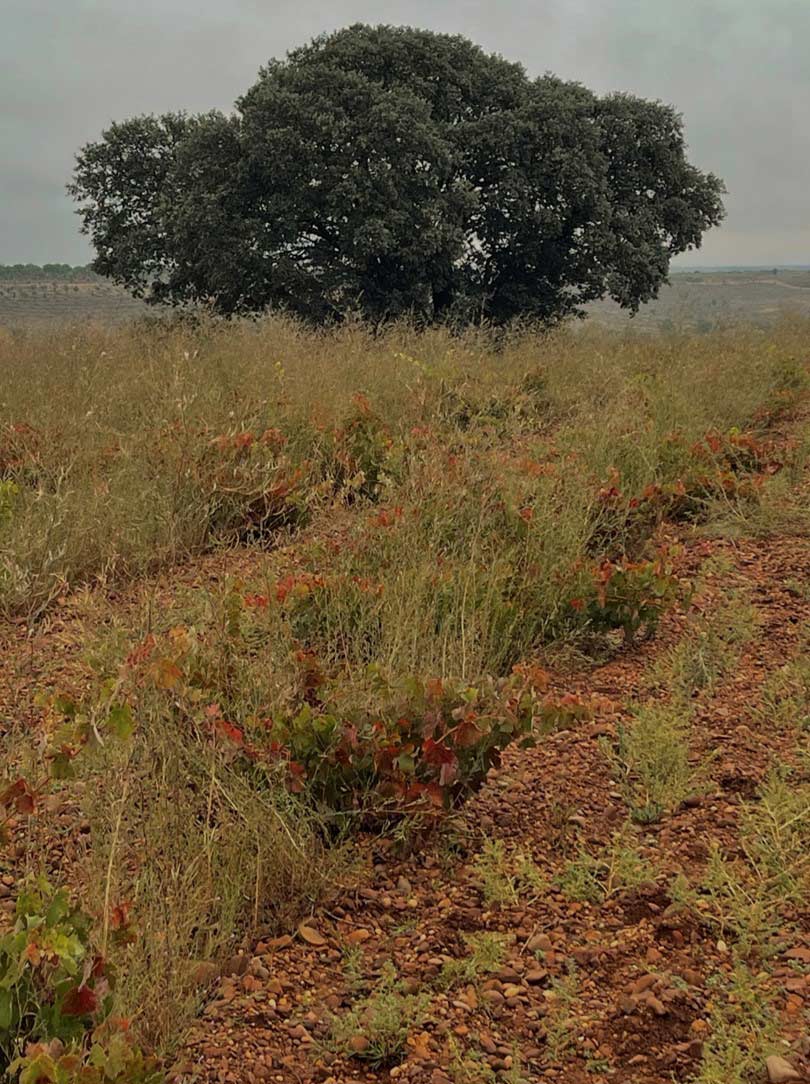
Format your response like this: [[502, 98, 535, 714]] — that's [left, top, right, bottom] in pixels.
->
[[603, 702, 696, 822], [14, 1028, 163, 1084], [331, 962, 429, 1067], [587, 427, 783, 553], [650, 590, 758, 697], [112, 624, 563, 815], [1, 878, 101, 1070], [196, 427, 313, 543], [274, 569, 384, 664], [247, 672, 536, 813], [329, 393, 396, 499], [472, 840, 547, 906], [555, 828, 654, 903]]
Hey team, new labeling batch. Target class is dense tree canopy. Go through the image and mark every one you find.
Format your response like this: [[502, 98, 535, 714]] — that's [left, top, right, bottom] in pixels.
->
[[70, 25, 725, 325]]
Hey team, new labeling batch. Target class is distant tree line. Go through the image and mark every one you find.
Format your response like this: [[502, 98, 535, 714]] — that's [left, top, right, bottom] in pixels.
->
[[0, 264, 101, 283]]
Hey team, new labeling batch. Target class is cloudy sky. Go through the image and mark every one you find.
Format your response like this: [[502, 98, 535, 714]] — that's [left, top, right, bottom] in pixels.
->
[[3, 0, 808, 267]]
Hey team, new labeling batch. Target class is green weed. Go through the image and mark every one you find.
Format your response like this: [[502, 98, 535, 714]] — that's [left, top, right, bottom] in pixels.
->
[[543, 966, 579, 1064], [556, 828, 655, 904], [330, 961, 429, 1067], [472, 840, 547, 907], [650, 591, 759, 697], [694, 965, 778, 1084], [436, 932, 508, 990], [602, 702, 697, 822], [682, 770, 810, 953], [759, 656, 810, 732]]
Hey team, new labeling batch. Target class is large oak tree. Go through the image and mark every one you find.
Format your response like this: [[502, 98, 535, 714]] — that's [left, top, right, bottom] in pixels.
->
[[70, 24, 725, 325]]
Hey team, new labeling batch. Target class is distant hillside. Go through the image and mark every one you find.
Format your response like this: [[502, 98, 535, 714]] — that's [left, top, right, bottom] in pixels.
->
[[673, 264, 810, 273], [586, 266, 810, 331]]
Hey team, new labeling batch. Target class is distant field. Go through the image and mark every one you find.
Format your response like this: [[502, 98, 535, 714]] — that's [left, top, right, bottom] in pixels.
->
[[588, 267, 810, 330], [0, 279, 148, 325], [1, 268, 810, 330]]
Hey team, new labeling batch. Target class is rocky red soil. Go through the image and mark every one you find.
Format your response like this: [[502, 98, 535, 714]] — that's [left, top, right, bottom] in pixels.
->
[[168, 533, 810, 1084]]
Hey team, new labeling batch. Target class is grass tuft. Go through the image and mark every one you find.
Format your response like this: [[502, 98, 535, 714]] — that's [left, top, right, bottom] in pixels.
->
[[602, 702, 698, 822]]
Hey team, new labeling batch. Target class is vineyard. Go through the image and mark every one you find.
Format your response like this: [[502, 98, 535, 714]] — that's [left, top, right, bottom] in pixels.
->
[[1, 317, 809, 1083]]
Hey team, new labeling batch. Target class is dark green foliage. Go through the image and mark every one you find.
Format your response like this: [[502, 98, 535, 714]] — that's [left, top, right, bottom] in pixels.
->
[[70, 25, 724, 326]]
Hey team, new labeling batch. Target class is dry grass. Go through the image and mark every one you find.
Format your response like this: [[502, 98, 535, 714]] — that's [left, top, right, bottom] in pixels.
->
[[3, 314, 810, 1059], [78, 708, 333, 1054], [2, 316, 807, 622]]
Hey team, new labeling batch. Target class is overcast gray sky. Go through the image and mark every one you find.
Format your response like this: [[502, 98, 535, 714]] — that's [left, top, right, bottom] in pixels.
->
[[2, 0, 808, 267]]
